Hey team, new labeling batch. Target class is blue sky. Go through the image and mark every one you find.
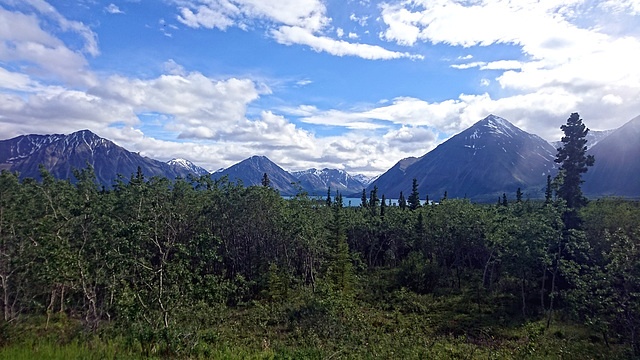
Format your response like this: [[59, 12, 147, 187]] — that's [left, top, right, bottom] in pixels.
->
[[1, 0, 639, 176]]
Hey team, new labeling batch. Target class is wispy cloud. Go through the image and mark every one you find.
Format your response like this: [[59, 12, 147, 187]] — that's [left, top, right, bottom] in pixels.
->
[[105, 4, 124, 14]]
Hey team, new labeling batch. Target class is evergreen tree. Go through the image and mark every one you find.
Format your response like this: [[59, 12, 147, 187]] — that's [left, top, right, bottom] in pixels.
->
[[425, 194, 429, 205], [516, 187, 523, 203], [555, 112, 595, 209], [408, 178, 421, 210], [369, 185, 379, 208], [380, 194, 386, 218], [261, 172, 270, 187], [545, 175, 553, 204], [442, 191, 448, 202], [266, 263, 287, 302], [398, 191, 406, 210], [360, 189, 368, 208], [327, 191, 353, 293], [326, 187, 332, 207], [502, 193, 508, 207]]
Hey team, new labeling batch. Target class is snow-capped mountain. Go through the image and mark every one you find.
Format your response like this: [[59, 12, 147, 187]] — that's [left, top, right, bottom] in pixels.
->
[[2, 114, 637, 200], [291, 168, 366, 195], [369, 115, 558, 202], [167, 158, 210, 176], [0, 130, 206, 185], [352, 174, 378, 186]]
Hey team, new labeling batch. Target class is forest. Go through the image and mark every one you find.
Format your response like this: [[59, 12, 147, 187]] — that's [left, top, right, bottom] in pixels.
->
[[0, 114, 639, 359], [0, 165, 638, 359]]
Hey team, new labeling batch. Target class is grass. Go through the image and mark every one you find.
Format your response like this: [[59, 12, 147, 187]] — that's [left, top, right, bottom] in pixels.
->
[[0, 288, 631, 359]]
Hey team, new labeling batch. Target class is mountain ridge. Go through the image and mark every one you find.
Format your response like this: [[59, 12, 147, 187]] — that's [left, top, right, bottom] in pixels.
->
[[2, 114, 638, 200]]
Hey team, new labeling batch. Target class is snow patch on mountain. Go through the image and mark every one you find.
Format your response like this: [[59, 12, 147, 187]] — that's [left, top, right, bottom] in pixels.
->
[[167, 158, 210, 175]]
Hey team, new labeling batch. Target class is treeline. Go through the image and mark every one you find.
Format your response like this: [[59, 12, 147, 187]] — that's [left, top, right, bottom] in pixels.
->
[[0, 164, 639, 357]]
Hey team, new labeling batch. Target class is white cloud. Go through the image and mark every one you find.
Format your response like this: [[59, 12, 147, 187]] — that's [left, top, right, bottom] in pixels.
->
[[174, 0, 421, 60], [481, 60, 523, 70], [450, 61, 485, 69], [94, 72, 269, 137], [272, 26, 421, 60], [0, 5, 97, 86], [177, 2, 239, 30], [348, 32, 358, 39], [19, 0, 99, 56], [105, 4, 124, 14], [350, 13, 369, 26], [378, 0, 640, 135], [602, 94, 623, 105], [163, 59, 186, 75], [175, 0, 327, 31]]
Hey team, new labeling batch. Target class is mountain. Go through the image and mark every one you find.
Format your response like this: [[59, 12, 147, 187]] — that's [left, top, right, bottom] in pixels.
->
[[0, 130, 202, 185], [211, 155, 300, 195], [369, 115, 557, 202], [291, 168, 366, 196], [582, 116, 640, 198], [167, 158, 210, 176], [352, 174, 378, 186]]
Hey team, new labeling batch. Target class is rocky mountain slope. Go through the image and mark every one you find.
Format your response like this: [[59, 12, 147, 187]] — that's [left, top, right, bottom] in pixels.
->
[[368, 115, 557, 202]]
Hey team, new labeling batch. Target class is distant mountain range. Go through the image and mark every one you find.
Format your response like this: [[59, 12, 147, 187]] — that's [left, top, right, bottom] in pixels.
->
[[0, 131, 368, 196], [0, 130, 201, 185], [1, 114, 638, 200]]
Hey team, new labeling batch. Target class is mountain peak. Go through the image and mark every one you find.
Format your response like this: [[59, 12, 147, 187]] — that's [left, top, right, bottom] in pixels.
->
[[466, 114, 524, 141], [167, 158, 210, 175], [370, 115, 557, 201], [484, 114, 513, 128]]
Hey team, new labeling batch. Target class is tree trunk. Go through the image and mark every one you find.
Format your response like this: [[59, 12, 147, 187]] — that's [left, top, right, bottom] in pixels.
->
[[483, 250, 494, 288], [521, 275, 526, 317], [1, 275, 7, 321], [45, 287, 56, 330], [547, 260, 558, 328], [540, 265, 547, 310]]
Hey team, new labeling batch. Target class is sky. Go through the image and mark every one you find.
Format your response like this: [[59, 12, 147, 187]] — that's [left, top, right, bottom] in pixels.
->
[[1, 0, 639, 176]]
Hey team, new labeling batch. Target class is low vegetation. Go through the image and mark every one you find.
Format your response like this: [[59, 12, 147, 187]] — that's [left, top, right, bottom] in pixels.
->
[[0, 165, 638, 359]]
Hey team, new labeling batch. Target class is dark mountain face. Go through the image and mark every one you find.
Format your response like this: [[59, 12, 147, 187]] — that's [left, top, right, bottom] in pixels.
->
[[291, 168, 366, 196], [0, 130, 200, 185], [583, 116, 640, 198], [211, 155, 300, 195], [370, 115, 557, 202]]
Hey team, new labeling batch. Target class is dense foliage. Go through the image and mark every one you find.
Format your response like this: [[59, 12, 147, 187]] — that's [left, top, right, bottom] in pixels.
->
[[0, 166, 638, 358]]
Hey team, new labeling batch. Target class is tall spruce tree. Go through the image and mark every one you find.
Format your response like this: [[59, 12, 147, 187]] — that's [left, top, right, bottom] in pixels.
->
[[369, 185, 379, 208], [555, 112, 595, 209], [398, 191, 406, 210], [545, 175, 553, 204], [360, 189, 368, 208], [327, 191, 353, 293], [261, 172, 270, 187], [408, 178, 421, 210]]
